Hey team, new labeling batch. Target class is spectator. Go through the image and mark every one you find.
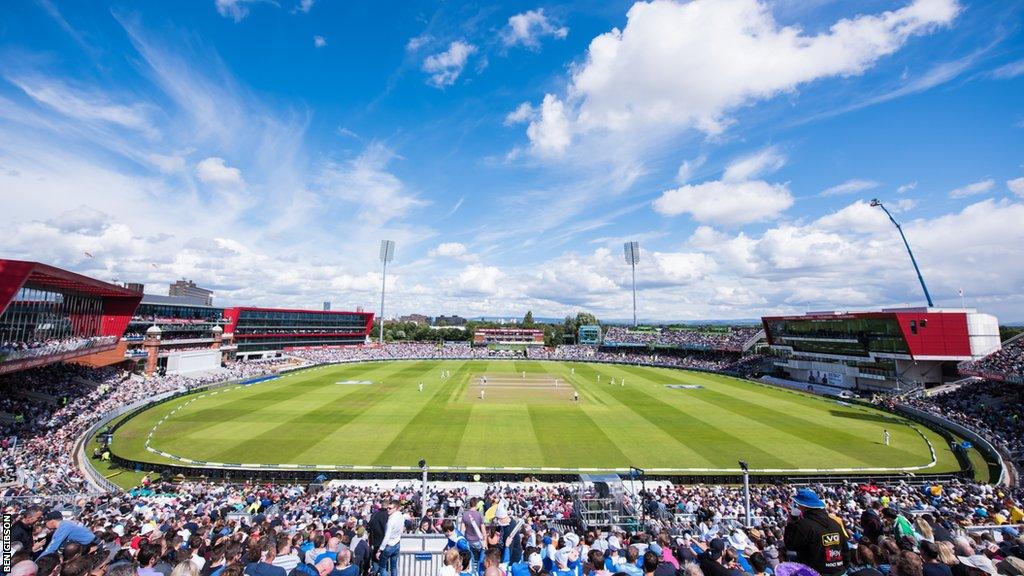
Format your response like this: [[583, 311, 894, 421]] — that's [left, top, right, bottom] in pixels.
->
[[783, 489, 848, 576]]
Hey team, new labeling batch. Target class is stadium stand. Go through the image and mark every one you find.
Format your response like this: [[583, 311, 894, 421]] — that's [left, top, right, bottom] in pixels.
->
[[903, 382, 1024, 472], [287, 344, 764, 375], [959, 334, 1024, 384], [0, 259, 142, 374], [2, 476, 1022, 576], [602, 326, 763, 353]]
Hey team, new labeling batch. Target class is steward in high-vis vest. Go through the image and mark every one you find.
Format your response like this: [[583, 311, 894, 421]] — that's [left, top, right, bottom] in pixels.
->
[[784, 488, 849, 576]]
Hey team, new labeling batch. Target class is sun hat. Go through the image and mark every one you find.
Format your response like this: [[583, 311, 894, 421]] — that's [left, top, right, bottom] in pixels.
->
[[728, 530, 751, 551], [793, 488, 826, 509], [528, 553, 542, 569], [957, 555, 998, 576], [607, 536, 621, 550], [554, 549, 571, 567], [563, 533, 580, 549]]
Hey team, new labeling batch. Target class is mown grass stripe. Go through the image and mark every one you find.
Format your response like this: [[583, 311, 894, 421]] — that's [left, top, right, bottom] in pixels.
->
[[372, 361, 473, 465]]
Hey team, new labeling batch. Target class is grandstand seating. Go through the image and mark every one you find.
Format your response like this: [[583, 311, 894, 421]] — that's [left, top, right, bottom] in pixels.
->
[[960, 334, 1024, 383], [602, 326, 762, 352]]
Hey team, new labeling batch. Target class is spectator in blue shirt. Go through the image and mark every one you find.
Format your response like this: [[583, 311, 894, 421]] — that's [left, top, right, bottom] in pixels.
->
[[39, 512, 96, 558], [443, 520, 470, 553]]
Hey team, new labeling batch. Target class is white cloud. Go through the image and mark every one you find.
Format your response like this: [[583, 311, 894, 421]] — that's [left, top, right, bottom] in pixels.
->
[[456, 264, 505, 295], [215, 0, 271, 22], [504, 102, 535, 125], [722, 147, 786, 182], [147, 152, 189, 173], [990, 59, 1024, 79], [406, 35, 432, 53], [422, 41, 477, 88], [524, 0, 959, 155], [949, 178, 995, 198], [653, 149, 793, 225], [502, 9, 569, 49], [1008, 177, 1024, 198], [315, 142, 428, 224], [195, 157, 244, 186], [9, 76, 156, 137], [525, 95, 572, 156], [429, 242, 476, 262], [653, 180, 793, 225], [296, 0, 315, 13], [431, 242, 467, 258], [897, 181, 918, 193], [313, 35, 327, 48], [675, 155, 706, 184], [820, 178, 880, 197], [815, 200, 892, 234]]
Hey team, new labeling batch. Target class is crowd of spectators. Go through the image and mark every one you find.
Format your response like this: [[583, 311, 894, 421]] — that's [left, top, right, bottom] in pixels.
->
[[289, 344, 764, 376], [602, 327, 762, 353], [3, 477, 1022, 576], [0, 335, 119, 361], [959, 339, 1024, 383], [903, 382, 1024, 470], [1, 360, 290, 497]]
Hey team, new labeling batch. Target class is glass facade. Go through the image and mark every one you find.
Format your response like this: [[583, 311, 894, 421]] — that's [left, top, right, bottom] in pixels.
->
[[233, 309, 368, 352], [767, 317, 909, 357], [134, 302, 225, 322], [0, 284, 104, 344]]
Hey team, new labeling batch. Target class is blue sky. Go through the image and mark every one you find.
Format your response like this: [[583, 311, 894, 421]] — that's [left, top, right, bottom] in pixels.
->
[[1, 0, 1023, 322]]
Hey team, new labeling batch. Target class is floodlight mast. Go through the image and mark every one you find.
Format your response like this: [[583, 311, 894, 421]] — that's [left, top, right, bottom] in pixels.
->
[[624, 242, 640, 327], [869, 199, 934, 307], [379, 240, 395, 345]]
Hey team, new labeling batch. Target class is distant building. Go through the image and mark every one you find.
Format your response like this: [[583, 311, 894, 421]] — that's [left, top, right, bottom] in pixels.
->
[[123, 282, 145, 294], [435, 315, 467, 326], [578, 325, 602, 345], [399, 314, 430, 325], [763, 307, 1001, 391], [169, 279, 213, 306], [473, 328, 545, 347], [323, 301, 331, 311]]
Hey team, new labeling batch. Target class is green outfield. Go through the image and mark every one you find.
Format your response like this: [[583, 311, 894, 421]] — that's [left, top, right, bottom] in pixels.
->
[[109, 360, 964, 473]]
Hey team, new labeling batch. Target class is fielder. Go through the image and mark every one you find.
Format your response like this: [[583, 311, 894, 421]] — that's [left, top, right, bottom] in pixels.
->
[[884, 429, 890, 446]]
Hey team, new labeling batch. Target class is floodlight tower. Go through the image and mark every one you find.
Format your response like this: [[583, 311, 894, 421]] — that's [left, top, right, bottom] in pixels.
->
[[869, 199, 934, 307], [379, 240, 395, 345], [624, 241, 640, 327]]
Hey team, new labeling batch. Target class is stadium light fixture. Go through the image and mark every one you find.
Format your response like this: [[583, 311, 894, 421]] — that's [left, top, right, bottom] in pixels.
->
[[624, 241, 640, 327], [379, 240, 396, 345], [738, 460, 751, 526], [419, 459, 428, 518], [870, 199, 934, 307]]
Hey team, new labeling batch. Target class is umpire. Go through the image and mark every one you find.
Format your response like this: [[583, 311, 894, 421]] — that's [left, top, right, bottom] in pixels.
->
[[784, 488, 849, 576]]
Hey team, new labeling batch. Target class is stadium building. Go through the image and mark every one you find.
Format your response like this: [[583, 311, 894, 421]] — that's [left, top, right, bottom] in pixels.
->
[[0, 259, 141, 374], [224, 306, 374, 358], [124, 294, 234, 376], [473, 327, 545, 346], [578, 324, 602, 345], [762, 307, 1001, 391]]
